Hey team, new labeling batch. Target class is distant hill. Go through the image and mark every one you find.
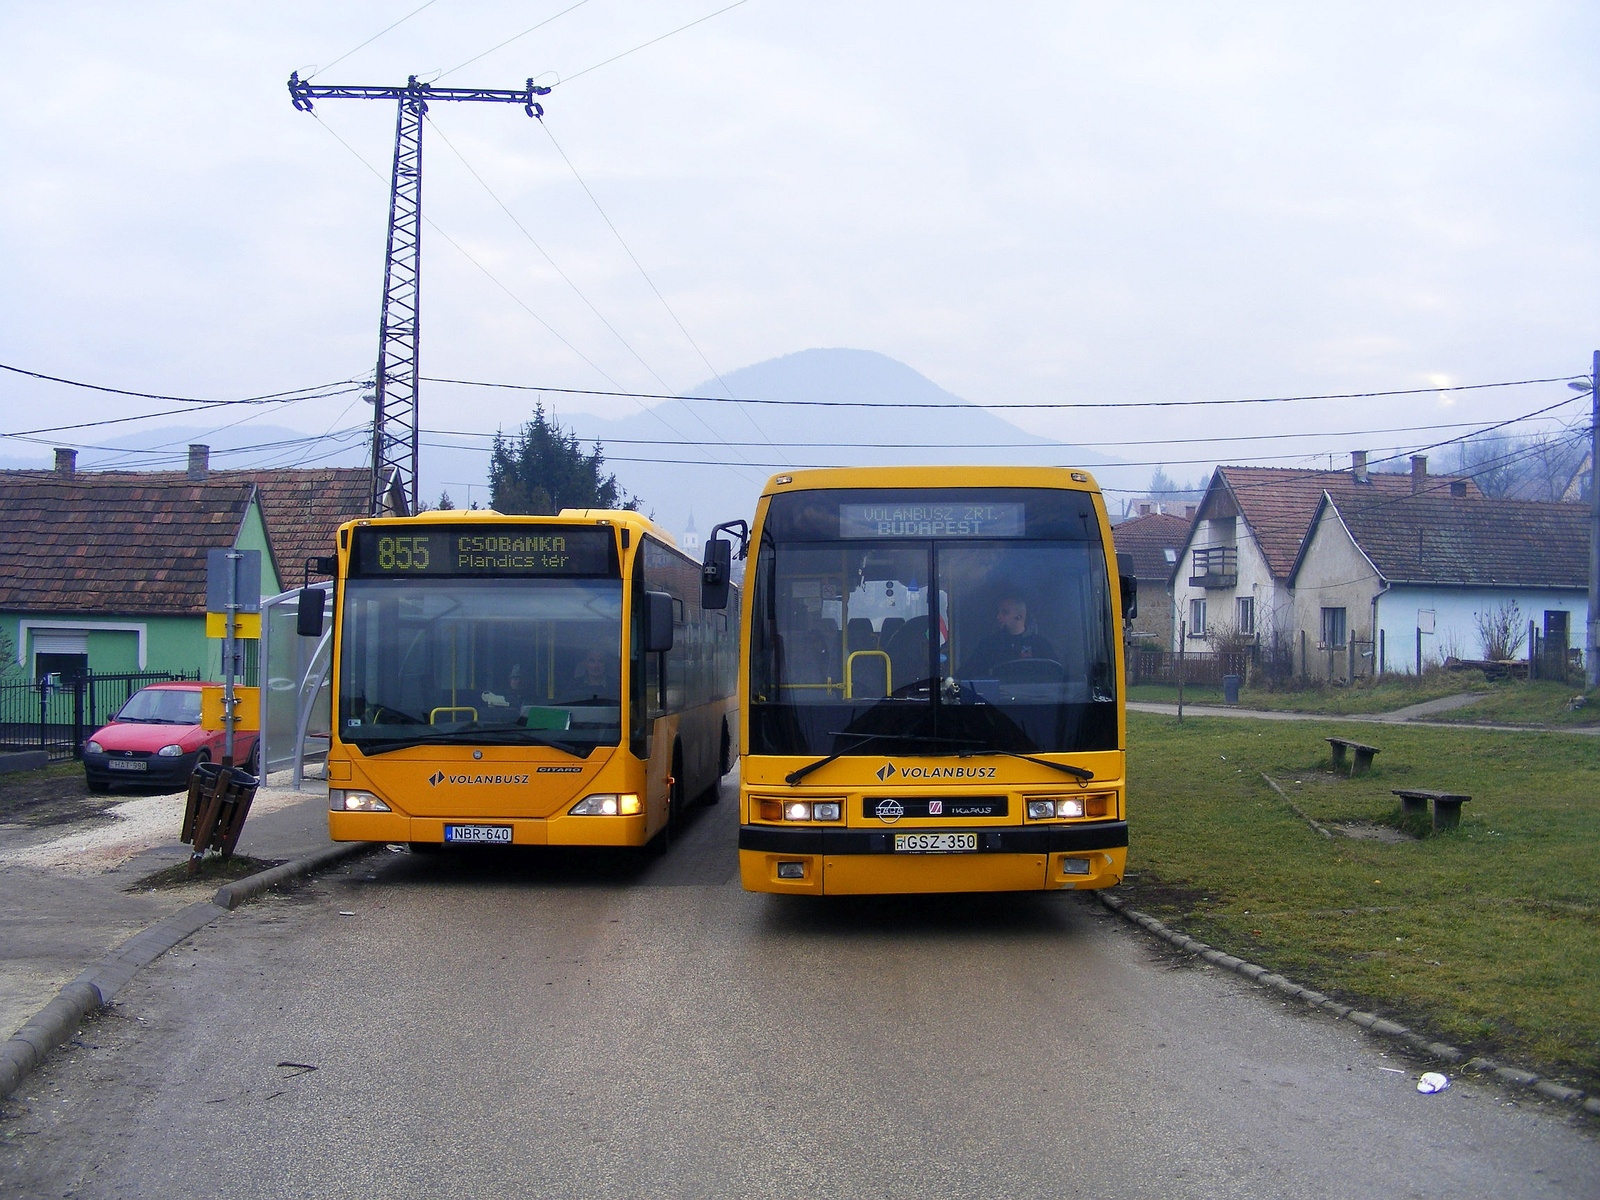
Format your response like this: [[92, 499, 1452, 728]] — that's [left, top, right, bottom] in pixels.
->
[[436, 348, 1125, 541]]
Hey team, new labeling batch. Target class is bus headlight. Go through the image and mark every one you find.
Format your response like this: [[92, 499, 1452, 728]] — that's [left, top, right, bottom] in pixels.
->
[[1061, 856, 1092, 875], [812, 802, 841, 821], [570, 793, 641, 816], [784, 802, 811, 821], [1027, 800, 1055, 820], [330, 790, 390, 812], [1055, 798, 1085, 818]]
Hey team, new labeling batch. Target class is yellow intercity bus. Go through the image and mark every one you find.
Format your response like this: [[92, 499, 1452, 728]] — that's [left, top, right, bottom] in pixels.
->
[[699, 467, 1133, 895], [301, 509, 737, 851]]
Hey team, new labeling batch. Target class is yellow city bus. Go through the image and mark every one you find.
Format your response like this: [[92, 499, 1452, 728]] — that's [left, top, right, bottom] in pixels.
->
[[301, 509, 737, 851], [699, 467, 1133, 895]]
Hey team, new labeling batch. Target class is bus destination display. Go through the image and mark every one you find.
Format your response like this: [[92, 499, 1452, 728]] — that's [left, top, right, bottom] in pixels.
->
[[839, 502, 1024, 539], [351, 526, 614, 577]]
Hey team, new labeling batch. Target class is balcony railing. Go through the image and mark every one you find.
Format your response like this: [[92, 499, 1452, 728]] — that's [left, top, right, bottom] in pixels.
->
[[1189, 546, 1237, 588]]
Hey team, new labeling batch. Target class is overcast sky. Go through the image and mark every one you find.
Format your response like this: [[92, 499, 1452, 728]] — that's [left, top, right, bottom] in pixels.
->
[[2, 0, 1596, 500]]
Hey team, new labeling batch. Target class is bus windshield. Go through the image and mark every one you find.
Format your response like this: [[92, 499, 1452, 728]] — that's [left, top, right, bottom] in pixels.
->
[[338, 577, 623, 754], [749, 488, 1117, 757]]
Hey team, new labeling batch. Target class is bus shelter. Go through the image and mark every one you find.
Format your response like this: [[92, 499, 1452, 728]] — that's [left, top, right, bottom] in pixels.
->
[[258, 583, 332, 788]]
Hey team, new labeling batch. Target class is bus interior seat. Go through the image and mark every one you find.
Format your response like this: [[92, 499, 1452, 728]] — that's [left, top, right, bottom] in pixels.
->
[[884, 615, 931, 688], [879, 616, 905, 643], [846, 617, 876, 652]]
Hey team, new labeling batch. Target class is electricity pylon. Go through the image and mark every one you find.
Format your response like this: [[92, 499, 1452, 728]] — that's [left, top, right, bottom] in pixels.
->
[[288, 72, 550, 515]]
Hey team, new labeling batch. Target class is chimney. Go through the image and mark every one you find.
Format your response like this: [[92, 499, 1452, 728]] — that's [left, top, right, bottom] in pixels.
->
[[1351, 450, 1368, 483], [1450, 479, 1467, 498], [187, 444, 210, 482], [1184, 504, 1197, 519], [54, 448, 76, 476], [1410, 454, 1427, 493], [1138, 502, 1151, 516]]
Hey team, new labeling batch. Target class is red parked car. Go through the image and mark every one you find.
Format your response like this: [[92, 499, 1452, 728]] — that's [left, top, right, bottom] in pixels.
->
[[82, 681, 259, 793]]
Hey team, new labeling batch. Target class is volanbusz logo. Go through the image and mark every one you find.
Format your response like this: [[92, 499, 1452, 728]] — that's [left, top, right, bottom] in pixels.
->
[[428, 771, 445, 787], [876, 761, 897, 781]]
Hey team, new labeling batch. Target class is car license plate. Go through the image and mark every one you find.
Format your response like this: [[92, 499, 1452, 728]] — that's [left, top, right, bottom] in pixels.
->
[[893, 832, 978, 854], [108, 760, 147, 771], [444, 824, 513, 845]]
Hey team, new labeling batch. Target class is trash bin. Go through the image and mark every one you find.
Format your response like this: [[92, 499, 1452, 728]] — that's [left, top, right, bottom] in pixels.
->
[[1222, 674, 1241, 705], [181, 760, 261, 860]]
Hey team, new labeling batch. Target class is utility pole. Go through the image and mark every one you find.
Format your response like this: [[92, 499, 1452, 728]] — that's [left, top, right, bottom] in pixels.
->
[[1583, 351, 1600, 691], [288, 73, 549, 515]]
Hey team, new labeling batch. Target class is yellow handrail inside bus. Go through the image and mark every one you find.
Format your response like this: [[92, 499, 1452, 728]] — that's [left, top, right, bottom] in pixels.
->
[[845, 650, 891, 700], [430, 706, 479, 725]]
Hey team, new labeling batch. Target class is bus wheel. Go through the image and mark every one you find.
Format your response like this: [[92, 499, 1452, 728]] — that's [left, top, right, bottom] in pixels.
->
[[669, 743, 687, 832], [714, 720, 732, 786]]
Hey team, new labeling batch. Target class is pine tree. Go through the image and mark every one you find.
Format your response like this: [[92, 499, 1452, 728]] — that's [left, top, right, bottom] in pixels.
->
[[488, 404, 638, 515]]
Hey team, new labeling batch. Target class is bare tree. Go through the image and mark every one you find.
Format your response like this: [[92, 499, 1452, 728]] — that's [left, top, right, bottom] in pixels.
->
[[1474, 600, 1527, 661]]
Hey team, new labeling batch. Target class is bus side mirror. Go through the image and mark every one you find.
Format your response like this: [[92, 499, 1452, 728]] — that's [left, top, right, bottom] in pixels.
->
[[701, 538, 732, 610], [643, 590, 675, 653], [1116, 552, 1137, 620], [296, 587, 325, 638]]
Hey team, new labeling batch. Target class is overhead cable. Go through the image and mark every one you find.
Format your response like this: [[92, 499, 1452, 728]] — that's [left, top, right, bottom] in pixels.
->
[[421, 373, 1576, 411]]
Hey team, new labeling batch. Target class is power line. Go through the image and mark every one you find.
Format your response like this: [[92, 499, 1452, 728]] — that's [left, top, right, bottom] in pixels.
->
[[424, 113, 681, 395], [418, 411, 1572, 452], [558, 0, 753, 84], [536, 115, 788, 466], [438, 1, 591, 79], [421, 373, 1578, 411], [0, 362, 361, 406], [308, 0, 443, 80]]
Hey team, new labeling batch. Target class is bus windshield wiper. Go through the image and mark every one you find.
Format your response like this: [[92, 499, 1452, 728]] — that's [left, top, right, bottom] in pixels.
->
[[358, 727, 586, 758], [785, 733, 982, 787], [956, 749, 1094, 781]]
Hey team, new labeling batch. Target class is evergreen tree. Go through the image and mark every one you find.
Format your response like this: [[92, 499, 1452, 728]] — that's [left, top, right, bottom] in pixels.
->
[[489, 404, 638, 515]]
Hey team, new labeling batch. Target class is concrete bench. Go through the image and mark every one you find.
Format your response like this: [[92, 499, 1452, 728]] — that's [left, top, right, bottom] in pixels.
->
[[1392, 788, 1471, 832], [1325, 737, 1380, 775]]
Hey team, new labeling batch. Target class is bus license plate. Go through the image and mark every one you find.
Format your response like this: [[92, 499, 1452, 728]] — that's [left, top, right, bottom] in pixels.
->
[[108, 760, 147, 771], [444, 824, 513, 844], [894, 832, 978, 854]]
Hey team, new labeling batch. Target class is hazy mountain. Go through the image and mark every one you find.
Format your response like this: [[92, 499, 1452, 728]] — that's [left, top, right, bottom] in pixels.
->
[[425, 348, 1129, 542]]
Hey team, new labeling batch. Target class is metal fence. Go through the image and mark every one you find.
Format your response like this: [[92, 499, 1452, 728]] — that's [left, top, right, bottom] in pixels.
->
[[0, 670, 201, 761], [1126, 648, 1252, 687]]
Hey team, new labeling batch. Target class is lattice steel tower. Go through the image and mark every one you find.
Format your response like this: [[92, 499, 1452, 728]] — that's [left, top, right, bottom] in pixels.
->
[[289, 72, 549, 515]]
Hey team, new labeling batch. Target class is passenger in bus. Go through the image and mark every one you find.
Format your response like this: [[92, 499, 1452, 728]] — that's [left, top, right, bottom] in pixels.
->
[[960, 596, 1057, 677], [482, 663, 527, 711]]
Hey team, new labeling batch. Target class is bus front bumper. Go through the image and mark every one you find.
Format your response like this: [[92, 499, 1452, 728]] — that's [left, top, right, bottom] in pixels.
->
[[329, 811, 650, 847], [737, 821, 1128, 895]]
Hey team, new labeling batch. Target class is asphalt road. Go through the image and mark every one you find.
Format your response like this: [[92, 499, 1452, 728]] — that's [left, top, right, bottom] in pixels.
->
[[3, 774, 1596, 1199]]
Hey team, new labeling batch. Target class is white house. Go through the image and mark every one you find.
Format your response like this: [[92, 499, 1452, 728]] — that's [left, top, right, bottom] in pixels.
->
[[1170, 455, 1478, 657], [1289, 489, 1589, 679]]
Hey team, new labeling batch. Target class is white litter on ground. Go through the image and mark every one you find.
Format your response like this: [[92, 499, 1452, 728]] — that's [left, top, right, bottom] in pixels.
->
[[1417, 1072, 1450, 1094], [0, 778, 320, 875]]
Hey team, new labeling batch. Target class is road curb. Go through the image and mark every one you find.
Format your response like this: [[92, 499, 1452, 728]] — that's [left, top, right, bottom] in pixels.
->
[[1095, 891, 1595, 1116], [0, 841, 378, 1102]]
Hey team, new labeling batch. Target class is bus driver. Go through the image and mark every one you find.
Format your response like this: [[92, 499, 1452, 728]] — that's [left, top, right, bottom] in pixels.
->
[[961, 595, 1056, 677]]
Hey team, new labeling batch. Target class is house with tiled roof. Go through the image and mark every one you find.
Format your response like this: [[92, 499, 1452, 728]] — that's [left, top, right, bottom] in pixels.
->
[[1108, 509, 1192, 644], [1289, 490, 1589, 680], [1170, 454, 1479, 664], [0, 446, 381, 680]]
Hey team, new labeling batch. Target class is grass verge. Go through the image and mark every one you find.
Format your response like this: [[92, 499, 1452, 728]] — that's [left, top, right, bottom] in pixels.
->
[[1123, 710, 1600, 1088]]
